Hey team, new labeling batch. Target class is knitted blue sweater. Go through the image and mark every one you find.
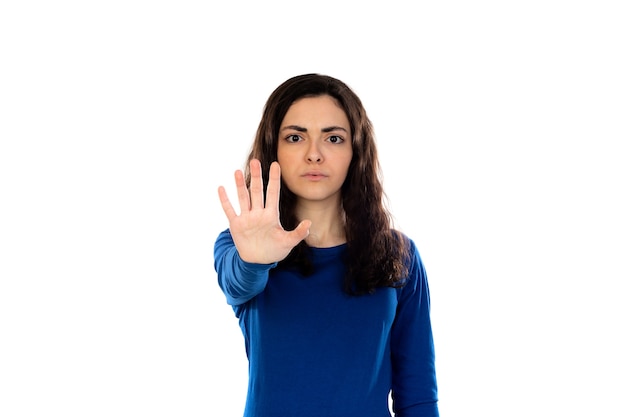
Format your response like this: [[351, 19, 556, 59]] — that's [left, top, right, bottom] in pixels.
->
[[214, 229, 439, 417]]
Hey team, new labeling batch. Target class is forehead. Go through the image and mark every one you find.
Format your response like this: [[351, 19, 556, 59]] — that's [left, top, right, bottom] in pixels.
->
[[281, 95, 349, 125]]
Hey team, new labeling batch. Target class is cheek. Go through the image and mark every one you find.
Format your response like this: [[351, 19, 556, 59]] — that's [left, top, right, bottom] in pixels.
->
[[276, 153, 289, 171], [340, 151, 353, 173], [276, 154, 295, 180], [276, 144, 291, 165]]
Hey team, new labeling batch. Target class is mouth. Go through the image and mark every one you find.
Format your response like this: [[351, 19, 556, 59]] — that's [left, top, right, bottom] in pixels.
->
[[302, 172, 327, 181]]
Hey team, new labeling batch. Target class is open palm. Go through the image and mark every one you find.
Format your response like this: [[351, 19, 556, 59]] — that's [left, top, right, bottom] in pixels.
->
[[218, 159, 311, 264]]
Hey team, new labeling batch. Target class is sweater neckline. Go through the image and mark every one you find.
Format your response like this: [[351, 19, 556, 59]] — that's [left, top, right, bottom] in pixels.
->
[[308, 243, 347, 259]]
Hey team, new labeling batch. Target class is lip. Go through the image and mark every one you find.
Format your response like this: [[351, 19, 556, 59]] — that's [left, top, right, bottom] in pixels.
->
[[302, 171, 328, 181]]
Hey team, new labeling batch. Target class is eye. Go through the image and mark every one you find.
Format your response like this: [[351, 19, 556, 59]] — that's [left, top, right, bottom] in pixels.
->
[[327, 135, 344, 144], [285, 134, 302, 143]]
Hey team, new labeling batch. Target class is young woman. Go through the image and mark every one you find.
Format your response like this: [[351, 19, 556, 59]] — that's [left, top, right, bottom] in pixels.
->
[[214, 74, 439, 417]]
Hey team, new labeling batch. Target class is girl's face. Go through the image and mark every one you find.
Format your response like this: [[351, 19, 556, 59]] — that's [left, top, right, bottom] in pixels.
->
[[277, 95, 353, 207]]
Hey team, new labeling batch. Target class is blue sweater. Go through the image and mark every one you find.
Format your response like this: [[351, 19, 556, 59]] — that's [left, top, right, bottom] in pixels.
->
[[214, 229, 439, 417]]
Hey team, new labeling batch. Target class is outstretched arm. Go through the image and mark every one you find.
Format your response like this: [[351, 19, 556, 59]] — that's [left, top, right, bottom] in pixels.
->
[[217, 158, 311, 264]]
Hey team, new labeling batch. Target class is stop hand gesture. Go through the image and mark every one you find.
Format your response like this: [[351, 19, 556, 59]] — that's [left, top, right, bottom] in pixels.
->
[[218, 159, 311, 264]]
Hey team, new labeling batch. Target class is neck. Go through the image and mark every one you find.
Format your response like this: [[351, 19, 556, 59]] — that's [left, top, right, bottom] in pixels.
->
[[296, 202, 346, 248], [306, 227, 346, 248]]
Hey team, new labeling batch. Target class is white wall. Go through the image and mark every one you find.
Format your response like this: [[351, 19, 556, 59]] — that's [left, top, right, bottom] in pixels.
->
[[1, 1, 624, 416]]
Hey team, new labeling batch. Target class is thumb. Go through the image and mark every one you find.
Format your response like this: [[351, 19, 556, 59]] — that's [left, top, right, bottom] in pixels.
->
[[291, 219, 311, 243]]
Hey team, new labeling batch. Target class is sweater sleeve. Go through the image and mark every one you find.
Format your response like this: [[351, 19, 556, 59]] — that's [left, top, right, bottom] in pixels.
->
[[390, 239, 440, 417], [213, 229, 276, 307]]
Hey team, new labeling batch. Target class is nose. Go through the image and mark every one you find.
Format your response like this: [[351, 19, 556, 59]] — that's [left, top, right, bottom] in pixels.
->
[[307, 141, 323, 163]]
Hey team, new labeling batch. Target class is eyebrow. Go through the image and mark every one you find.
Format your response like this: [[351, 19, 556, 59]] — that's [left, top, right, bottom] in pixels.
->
[[281, 125, 349, 133]]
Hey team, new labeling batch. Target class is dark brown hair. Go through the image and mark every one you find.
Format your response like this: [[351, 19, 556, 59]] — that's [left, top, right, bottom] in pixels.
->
[[245, 73, 409, 294]]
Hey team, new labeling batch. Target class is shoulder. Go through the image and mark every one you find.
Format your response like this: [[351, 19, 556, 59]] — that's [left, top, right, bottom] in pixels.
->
[[391, 229, 421, 262], [391, 229, 427, 287]]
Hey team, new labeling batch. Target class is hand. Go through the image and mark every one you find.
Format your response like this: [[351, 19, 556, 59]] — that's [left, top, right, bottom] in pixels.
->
[[218, 159, 311, 264]]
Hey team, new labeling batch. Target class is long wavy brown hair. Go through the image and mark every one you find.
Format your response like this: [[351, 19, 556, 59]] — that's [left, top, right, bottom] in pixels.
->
[[244, 73, 409, 295]]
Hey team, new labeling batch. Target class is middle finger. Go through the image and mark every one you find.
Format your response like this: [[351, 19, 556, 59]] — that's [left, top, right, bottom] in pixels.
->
[[249, 159, 265, 209]]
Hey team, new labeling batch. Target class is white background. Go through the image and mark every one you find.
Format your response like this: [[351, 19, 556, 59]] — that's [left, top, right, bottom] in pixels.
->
[[1, 1, 625, 416]]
